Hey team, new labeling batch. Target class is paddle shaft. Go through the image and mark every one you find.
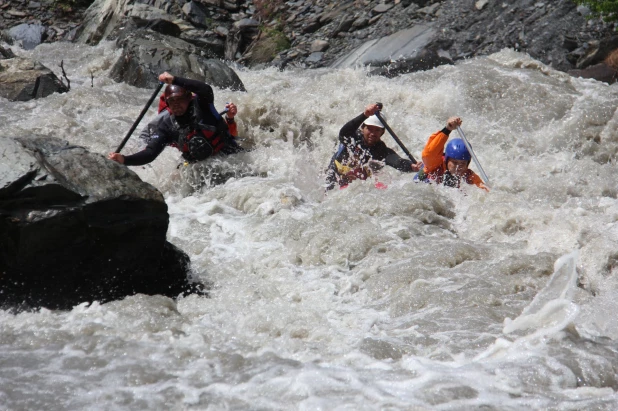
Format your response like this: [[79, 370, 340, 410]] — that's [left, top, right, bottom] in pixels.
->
[[456, 126, 490, 186], [374, 106, 417, 164], [114, 82, 164, 153]]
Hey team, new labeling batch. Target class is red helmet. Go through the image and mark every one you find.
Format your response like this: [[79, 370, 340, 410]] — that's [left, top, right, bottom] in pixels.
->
[[164, 84, 190, 101]]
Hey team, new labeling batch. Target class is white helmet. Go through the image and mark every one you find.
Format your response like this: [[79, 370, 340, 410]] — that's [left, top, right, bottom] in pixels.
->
[[363, 113, 386, 128]]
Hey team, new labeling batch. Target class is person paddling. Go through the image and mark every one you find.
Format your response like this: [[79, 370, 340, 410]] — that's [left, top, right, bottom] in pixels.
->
[[139, 102, 239, 146], [108, 72, 242, 166], [416, 116, 488, 191], [325, 103, 421, 190]]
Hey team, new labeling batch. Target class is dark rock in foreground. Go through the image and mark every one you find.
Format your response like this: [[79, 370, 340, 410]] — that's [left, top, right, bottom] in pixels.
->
[[0, 136, 202, 310]]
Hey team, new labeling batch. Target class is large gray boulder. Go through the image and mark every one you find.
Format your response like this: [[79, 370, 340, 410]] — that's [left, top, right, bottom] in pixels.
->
[[330, 24, 440, 69], [109, 28, 245, 91], [368, 46, 454, 78], [76, 0, 177, 45], [0, 136, 201, 310], [181, 0, 210, 29], [0, 57, 69, 101]]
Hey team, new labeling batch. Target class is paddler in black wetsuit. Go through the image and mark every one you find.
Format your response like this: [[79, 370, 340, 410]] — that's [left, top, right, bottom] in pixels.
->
[[325, 103, 422, 190], [108, 72, 242, 166]]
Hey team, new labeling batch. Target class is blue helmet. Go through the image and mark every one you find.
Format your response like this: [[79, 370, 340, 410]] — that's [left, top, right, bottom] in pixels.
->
[[444, 139, 471, 163]]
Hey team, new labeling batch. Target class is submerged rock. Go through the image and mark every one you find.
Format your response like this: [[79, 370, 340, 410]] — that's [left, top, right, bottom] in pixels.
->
[[0, 57, 68, 101], [7, 23, 46, 50]]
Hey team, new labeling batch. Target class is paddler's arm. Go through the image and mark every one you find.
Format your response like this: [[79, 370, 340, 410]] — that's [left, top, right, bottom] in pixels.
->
[[422, 116, 462, 173], [339, 113, 366, 143], [123, 144, 165, 166], [108, 135, 166, 166], [384, 150, 421, 172], [467, 171, 490, 192], [421, 128, 451, 173], [159, 72, 214, 104], [224, 102, 238, 137]]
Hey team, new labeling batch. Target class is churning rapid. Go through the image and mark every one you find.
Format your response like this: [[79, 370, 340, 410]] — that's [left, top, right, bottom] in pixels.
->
[[2, 40, 618, 410]]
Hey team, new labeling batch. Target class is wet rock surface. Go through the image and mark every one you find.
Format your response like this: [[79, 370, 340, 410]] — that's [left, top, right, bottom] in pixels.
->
[[0, 0, 86, 45], [0, 55, 68, 101], [109, 27, 245, 90], [0, 136, 202, 310]]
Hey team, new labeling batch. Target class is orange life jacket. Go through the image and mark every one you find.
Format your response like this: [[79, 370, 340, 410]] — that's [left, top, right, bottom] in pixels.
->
[[421, 159, 479, 187], [420, 130, 488, 191]]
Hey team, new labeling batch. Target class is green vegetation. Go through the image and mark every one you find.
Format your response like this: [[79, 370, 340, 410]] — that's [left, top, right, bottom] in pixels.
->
[[247, 26, 290, 65], [262, 27, 290, 53], [575, 0, 618, 22], [202, 17, 215, 30]]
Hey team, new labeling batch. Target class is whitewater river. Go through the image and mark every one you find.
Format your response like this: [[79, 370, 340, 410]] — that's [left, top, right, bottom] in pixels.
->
[[1, 40, 618, 410]]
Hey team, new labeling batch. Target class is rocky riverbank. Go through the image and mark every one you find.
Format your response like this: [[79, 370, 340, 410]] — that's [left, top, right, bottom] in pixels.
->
[[2, 0, 618, 81], [0, 0, 87, 45]]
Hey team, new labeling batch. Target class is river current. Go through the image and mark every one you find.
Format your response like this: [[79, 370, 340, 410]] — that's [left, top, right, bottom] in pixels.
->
[[1, 40, 618, 410]]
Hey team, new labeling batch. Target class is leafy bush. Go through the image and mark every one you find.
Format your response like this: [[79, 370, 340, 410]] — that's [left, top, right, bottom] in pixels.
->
[[262, 27, 290, 53], [575, 0, 618, 22], [247, 27, 290, 65]]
